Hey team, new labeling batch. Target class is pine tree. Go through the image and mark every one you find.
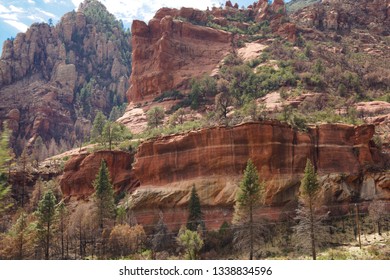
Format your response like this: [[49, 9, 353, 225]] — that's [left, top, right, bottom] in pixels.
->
[[187, 185, 204, 231], [56, 201, 68, 259], [13, 211, 28, 259], [102, 122, 131, 150], [293, 159, 326, 260], [90, 111, 107, 144], [36, 190, 57, 260], [93, 160, 115, 231], [233, 159, 266, 260]]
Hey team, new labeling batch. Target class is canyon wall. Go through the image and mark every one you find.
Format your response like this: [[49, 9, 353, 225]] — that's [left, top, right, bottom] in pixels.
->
[[128, 16, 231, 102], [60, 122, 388, 229], [60, 150, 138, 199]]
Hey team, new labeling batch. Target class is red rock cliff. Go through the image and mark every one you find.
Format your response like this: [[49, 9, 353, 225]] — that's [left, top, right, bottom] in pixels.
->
[[128, 121, 387, 229], [128, 14, 232, 102], [60, 151, 138, 199], [134, 121, 380, 187]]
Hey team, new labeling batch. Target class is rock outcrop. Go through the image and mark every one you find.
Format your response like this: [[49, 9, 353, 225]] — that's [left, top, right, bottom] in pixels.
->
[[127, 0, 297, 103], [133, 122, 383, 190], [292, 0, 390, 35], [59, 122, 388, 229], [60, 150, 138, 199], [128, 15, 231, 102], [0, 0, 131, 153]]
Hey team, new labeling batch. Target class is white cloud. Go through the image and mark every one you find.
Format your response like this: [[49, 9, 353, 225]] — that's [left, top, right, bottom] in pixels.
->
[[9, 5, 24, 13], [0, 13, 18, 21], [0, 4, 10, 13], [27, 15, 45, 22], [4, 19, 29, 32], [43, 0, 53, 3], [27, 0, 36, 4], [35, 8, 57, 19], [71, 0, 219, 23]]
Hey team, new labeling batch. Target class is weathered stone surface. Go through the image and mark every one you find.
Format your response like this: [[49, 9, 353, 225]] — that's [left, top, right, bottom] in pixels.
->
[[57, 122, 388, 229], [133, 122, 381, 188], [128, 121, 388, 229], [128, 16, 231, 102], [292, 0, 390, 35], [0, 1, 131, 151], [60, 150, 138, 199]]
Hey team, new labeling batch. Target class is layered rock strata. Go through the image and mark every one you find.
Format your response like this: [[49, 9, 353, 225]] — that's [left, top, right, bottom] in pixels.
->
[[60, 122, 388, 229], [60, 151, 138, 199]]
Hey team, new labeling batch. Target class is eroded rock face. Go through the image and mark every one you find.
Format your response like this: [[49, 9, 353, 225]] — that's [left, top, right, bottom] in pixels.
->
[[129, 121, 388, 229], [128, 16, 231, 102], [60, 151, 138, 199], [0, 1, 131, 153], [134, 122, 381, 188], [292, 0, 390, 35], [58, 122, 388, 229]]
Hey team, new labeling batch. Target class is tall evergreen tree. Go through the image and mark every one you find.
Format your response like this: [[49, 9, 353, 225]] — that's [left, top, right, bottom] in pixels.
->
[[293, 159, 326, 260], [233, 159, 266, 260], [56, 201, 68, 259], [93, 160, 115, 231], [13, 211, 28, 259], [187, 185, 204, 231], [36, 190, 57, 260], [102, 122, 131, 150]]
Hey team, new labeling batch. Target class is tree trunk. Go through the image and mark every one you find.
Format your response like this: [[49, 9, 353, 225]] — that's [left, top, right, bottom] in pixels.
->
[[61, 220, 64, 259], [249, 202, 254, 260], [45, 221, 50, 260], [309, 199, 316, 260]]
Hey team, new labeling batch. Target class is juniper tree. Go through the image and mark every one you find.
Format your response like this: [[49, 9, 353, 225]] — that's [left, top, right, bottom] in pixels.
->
[[177, 226, 204, 260], [93, 160, 115, 231], [233, 159, 266, 260], [146, 107, 165, 128], [187, 185, 204, 231]]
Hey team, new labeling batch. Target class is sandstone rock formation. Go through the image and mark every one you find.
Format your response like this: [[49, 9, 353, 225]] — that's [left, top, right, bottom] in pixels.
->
[[60, 150, 138, 199], [292, 0, 390, 35], [0, 0, 131, 153], [59, 121, 388, 229], [126, 1, 298, 104], [133, 121, 383, 189], [128, 15, 231, 102], [128, 121, 388, 229]]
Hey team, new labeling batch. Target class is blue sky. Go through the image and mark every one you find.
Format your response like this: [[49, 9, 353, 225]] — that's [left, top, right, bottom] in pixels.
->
[[0, 0, 289, 54]]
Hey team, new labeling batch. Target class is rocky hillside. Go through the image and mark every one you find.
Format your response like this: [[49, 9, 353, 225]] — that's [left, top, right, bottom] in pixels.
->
[[286, 0, 320, 13], [0, 0, 131, 155]]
